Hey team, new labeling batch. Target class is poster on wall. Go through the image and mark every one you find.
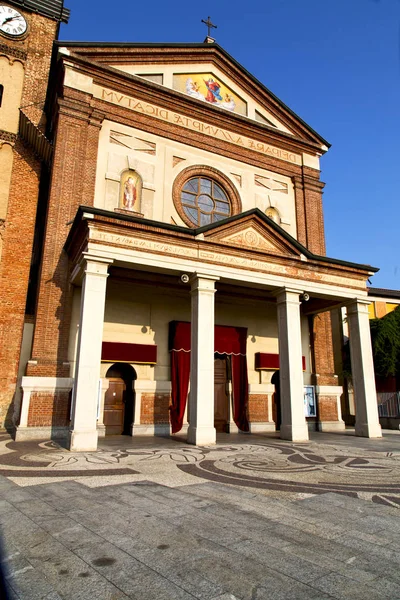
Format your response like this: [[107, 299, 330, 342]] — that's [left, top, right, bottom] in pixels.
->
[[304, 385, 316, 417], [173, 73, 247, 116]]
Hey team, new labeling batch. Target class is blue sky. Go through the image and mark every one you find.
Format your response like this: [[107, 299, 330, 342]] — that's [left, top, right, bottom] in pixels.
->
[[60, 0, 400, 290]]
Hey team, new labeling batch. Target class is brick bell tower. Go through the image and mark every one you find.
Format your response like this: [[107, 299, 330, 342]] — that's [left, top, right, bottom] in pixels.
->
[[0, 1, 70, 429]]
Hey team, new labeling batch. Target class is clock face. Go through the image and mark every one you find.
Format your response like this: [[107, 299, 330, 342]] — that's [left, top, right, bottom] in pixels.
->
[[0, 5, 27, 37]]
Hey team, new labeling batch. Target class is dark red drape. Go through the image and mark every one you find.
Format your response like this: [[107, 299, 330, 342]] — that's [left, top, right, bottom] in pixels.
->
[[231, 354, 250, 432], [169, 321, 249, 433], [101, 342, 157, 364], [170, 349, 190, 433]]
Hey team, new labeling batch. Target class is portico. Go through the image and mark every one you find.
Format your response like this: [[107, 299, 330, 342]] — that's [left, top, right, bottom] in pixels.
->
[[28, 205, 379, 451]]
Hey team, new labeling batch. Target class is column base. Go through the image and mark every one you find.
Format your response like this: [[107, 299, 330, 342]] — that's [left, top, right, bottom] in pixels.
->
[[187, 425, 216, 446], [97, 424, 106, 438], [280, 423, 309, 442], [69, 429, 98, 451], [228, 421, 239, 434], [355, 422, 382, 438], [249, 422, 276, 434], [132, 424, 172, 436], [15, 426, 68, 441], [318, 420, 346, 433]]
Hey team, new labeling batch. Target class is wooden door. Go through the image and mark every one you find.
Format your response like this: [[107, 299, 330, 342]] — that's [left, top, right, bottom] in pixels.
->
[[104, 378, 126, 435], [214, 358, 229, 432]]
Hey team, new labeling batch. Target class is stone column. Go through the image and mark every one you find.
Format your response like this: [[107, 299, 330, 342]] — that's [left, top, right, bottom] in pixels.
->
[[347, 300, 382, 438], [187, 274, 219, 446], [276, 288, 309, 441], [69, 256, 112, 451]]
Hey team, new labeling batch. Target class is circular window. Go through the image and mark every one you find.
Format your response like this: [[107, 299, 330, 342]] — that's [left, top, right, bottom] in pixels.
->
[[173, 166, 242, 228], [181, 177, 231, 226]]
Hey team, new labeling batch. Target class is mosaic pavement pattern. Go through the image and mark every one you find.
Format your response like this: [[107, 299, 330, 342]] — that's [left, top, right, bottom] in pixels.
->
[[1, 432, 400, 599], [1, 433, 400, 507]]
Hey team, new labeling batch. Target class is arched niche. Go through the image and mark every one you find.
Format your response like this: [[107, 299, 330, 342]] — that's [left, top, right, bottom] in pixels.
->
[[119, 170, 142, 213], [265, 206, 281, 224]]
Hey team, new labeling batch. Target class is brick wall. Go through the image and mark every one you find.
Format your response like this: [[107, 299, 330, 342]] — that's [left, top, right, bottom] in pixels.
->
[[0, 142, 41, 426], [140, 393, 171, 425], [27, 391, 71, 428], [0, 10, 58, 427], [248, 394, 269, 422], [312, 313, 337, 387], [317, 396, 338, 422], [27, 92, 104, 380]]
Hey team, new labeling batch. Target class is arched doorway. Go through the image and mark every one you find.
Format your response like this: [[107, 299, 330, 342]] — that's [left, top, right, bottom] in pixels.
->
[[271, 370, 281, 431], [104, 363, 136, 435]]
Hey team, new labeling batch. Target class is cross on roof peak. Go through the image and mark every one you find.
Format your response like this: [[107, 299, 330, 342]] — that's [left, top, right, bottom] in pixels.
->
[[201, 16, 217, 41]]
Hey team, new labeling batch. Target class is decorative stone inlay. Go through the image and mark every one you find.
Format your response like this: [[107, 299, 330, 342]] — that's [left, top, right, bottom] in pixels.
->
[[0, 42, 27, 62], [0, 129, 17, 145], [255, 174, 288, 193], [231, 173, 242, 186], [109, 130, 156, 154], [173, 156, 185, 168]]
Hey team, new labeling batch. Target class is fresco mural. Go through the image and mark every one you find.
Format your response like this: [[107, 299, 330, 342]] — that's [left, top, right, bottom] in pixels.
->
[[173, 73, 247, 116]]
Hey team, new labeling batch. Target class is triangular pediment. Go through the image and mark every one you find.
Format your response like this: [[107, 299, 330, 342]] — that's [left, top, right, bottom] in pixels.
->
[[59, 43, 328, 147], [201, 211, 304, 258]]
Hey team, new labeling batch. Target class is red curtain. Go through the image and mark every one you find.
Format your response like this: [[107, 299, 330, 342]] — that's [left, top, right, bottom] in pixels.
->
[[170, 349, 190, 433], [231, 354, 250, 432], [169, 321, 249, 433]]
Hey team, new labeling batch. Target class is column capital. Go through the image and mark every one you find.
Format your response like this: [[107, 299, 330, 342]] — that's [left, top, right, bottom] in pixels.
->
[[71, 254, 114, 284], [190, 273, 219, 293], [346, 298, 371, 315], [274, 287, 303, 304]]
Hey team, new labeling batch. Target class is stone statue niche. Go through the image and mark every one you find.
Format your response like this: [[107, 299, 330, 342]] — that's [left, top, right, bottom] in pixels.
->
[[117, 170, 143, 216]]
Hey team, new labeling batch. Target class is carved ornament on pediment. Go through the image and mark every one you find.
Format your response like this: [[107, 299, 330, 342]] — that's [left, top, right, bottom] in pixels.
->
[[215, 226, 289, 254]]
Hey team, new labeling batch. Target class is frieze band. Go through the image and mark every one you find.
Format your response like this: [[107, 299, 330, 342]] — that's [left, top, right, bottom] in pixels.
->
[[94, 85, 302, 166]]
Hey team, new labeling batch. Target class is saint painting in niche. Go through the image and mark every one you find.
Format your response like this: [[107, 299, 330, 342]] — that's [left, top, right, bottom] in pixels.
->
[[265, 207, 280, 224], [119, 170, 142, 212]]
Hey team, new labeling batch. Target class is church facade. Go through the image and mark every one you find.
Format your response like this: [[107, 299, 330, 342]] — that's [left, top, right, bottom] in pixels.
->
[[0, 3, 382, 450]]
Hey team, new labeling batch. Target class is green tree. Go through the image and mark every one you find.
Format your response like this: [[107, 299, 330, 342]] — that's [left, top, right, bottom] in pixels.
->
[[369, 305, 400, 378], [341, 305, 400, 381]]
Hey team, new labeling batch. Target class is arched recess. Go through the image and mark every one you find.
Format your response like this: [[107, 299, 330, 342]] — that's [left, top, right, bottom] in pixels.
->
[[119, 169, 143, 212], [104, 363, 137, 435], [265, 206, 281, 224]]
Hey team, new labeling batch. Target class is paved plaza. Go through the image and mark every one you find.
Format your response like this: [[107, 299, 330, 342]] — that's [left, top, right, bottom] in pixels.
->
[[1, 430, 400, 599]]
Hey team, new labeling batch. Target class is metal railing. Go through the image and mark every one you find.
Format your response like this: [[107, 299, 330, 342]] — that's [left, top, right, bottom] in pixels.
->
[[377, 391, 400, 418]]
